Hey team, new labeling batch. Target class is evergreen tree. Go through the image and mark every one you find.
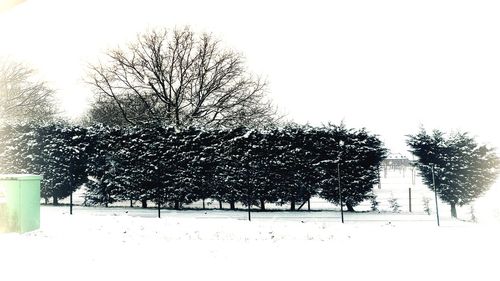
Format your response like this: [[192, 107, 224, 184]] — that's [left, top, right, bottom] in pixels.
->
[[85, 125, 126, 206], [275, 125, 321, 210], [341, 128, 387, 211], [165, 127, 204, 209], [212, 127, 250, 209], [316, 124, 386, 211], [189, 129, 218, 209], [1, 122, 392, 212], [407, 129, 499, 218], [136, 124, 172, 208], [388, 193, 401, 213], [114, 126, 145, 207], [249, 128, 282, 210], [0, 123, 90, 204], [38, 124, 89, 204], [0, 123, 44, 177]]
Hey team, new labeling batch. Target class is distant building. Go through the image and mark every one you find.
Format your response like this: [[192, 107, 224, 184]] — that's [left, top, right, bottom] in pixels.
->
[[382, 153, 412, 169], [381, 153, 414, 180]]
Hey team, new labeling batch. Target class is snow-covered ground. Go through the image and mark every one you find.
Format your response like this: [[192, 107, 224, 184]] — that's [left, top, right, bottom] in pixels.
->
[[1, 168, 500, 280], [1, 206, 499, 281]]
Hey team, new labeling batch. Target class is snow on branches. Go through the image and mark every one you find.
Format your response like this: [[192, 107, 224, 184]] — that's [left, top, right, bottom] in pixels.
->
[[0, 123, 387, 210]]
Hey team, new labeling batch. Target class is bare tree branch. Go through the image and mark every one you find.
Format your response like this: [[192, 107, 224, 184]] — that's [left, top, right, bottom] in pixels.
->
[[0, 58, 57, 124], [86, 26, 279, 128]]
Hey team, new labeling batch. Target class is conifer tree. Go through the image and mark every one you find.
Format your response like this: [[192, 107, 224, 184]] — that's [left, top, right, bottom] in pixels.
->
[[407, 129, 499, 218], [248, 128, 281, 210], [189, 129, 218, 209], [39, 124, 89, 204], [275, 126, 320, 210], [316, 124, 386, 211], [85, 125, 125, 206], [213, 127, 250, 209]]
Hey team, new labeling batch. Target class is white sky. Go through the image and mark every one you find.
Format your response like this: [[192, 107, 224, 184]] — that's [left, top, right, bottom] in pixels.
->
[[0, 0, 499, 154]]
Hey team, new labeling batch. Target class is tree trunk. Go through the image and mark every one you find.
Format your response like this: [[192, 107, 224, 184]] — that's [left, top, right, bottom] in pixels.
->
[[260, 198, 265, 210], [450, 202, 457, 218], [290, 201, 296, 211], [44, 197, 48, 205], [229, 201, 235, 210], [53, 197, 58, 206], [202, 199, 206, 210], [174, 201, 180, 210], [307, 199, 311, 211], [141, 199, 148, 208], [130, 199, 133, 208], [219, 200, 223, 210], [175, 109, 180, 127], [346, 202, 355, 212]]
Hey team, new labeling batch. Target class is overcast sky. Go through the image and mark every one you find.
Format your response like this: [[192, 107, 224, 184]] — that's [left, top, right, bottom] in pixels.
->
[[1, 0, 499, 154]]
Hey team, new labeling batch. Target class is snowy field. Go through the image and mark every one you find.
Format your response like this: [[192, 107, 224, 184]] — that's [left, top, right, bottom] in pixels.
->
[[2, 169, 500, 281], [1, 206, 499, 281]]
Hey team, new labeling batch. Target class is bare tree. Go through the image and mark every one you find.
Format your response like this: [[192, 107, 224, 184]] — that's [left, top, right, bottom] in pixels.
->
[[0, 59, 57, 124], [86, 27, 278, 128]]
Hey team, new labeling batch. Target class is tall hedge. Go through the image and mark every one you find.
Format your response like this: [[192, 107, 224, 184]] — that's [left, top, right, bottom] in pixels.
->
[[0, 123, 387, 210]]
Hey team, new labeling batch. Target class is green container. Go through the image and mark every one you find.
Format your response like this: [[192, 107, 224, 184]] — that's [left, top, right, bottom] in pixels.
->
[[0, 174, 42, 233]]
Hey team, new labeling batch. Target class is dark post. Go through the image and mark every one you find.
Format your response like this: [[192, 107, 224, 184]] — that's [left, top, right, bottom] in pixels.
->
[[104, 189, 108, 208], [408, 187, 412, 213], [247, 186, 251, 221], [157, 187, 161, 219], [248, 199, 251, 221], [307, 198, 310, 211], [378, 165, 382, 189], [338, 162, 344, 224], [158, 201, 161, 218], [432, 165, 440, 226], [247, 187, 251, 222], [70, 192, 73, 215], [247, 169, 251, 222]]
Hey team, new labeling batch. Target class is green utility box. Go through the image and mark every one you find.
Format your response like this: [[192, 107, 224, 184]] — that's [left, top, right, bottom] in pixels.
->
[[0, 174, 42, 233]]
